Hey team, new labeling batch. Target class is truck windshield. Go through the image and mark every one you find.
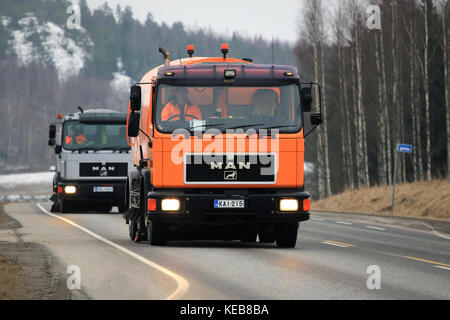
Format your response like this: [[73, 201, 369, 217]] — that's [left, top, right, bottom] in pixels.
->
[[155, 84, 302, 133], [62, 121, 130, 151]]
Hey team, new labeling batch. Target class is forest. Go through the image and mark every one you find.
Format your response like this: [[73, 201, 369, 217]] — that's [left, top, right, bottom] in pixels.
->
[[0, 0, 293, 174], [0, 0, 448, 200], [296, 0, 449, 198]]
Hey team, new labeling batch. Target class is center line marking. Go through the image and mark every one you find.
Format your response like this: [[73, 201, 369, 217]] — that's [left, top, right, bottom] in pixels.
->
[[365, 226, 386, 231], [322, 241, 349, 248], [36, 203, 189, 300], [322, 240, 354, 248], [335, 221, 353, 225]]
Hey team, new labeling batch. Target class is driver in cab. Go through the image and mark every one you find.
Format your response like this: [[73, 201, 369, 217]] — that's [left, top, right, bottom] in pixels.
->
[[65, 126, 88, 145], [251, 89, 279, 118], [161, 87, 202, 121]]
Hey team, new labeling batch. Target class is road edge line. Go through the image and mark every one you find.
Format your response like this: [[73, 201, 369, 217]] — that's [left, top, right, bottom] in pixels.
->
[[36, 203, 189, 300]]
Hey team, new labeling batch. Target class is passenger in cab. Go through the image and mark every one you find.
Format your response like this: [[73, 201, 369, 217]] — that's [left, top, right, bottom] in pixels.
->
[[161, 87, 202, 121], [65, 126, 87, 145], [251, 89, 279, 118]]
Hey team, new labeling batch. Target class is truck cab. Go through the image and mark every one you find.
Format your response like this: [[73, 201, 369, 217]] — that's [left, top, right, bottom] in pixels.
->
[[48, 109, 134, 213], [126, 45, 322, 247]]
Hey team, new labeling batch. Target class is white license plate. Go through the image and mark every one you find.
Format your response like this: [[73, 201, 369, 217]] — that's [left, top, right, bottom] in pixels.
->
[[93, 186, 113, 192], [214, 199, 245, 208]]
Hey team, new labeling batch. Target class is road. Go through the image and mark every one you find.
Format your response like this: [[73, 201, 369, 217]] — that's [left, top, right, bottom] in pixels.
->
[[3, 202, 450, 300]]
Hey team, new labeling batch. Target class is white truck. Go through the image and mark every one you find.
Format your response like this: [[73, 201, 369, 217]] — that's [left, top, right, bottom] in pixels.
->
[[48, 108, 134, 213]]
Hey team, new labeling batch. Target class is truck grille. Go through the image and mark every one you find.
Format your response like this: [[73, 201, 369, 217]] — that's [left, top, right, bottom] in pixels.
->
[[184, 153, 276, 184], [79, 163, 128, 177]]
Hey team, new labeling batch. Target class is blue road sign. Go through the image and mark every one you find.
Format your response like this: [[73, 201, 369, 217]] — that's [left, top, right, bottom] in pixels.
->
[[397, 144, 412, 153]]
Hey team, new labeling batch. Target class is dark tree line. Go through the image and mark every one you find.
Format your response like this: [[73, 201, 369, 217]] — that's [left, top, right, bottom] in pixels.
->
[[0, 0, 295, 173], [296, 0, 449, 198]]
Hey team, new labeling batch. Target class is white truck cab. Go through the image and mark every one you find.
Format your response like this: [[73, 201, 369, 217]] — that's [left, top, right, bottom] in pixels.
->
[[48, 109, 133, 213]]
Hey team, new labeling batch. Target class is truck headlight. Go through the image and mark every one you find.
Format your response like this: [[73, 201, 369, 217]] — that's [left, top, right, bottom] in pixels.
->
[[161, 199, 180, 211], [280, 199, 298, 212], [64, 186, 77, 194]]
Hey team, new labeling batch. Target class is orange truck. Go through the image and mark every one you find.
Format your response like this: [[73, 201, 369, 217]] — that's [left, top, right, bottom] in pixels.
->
[[125, 44, 322, 247]]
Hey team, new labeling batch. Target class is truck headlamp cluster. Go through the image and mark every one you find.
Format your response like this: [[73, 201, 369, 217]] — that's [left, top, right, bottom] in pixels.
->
[[64, 186, 77, 194], [279, 199, 299, 212], [161, 199, 180, 211]]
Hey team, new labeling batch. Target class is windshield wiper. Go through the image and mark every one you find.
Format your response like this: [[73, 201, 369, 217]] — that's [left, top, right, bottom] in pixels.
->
[[93, 146, 130, 152], [224, 123, 265, 130], [189, 123, 226, 131], [259, 124, 298, 130]]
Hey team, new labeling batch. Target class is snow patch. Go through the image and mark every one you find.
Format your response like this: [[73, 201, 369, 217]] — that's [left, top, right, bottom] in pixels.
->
[[7, 13, 92, 81], [111, 57, 132, 92], [0, 172, 53, 190], [304, 162, 314, 174], [41, 21, 89, 80], [0, 16, 11, 27]]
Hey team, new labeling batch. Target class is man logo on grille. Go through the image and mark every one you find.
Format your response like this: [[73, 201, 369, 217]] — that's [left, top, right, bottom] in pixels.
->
[[100, 166, 108, 177], [224, 171, 237, 180]]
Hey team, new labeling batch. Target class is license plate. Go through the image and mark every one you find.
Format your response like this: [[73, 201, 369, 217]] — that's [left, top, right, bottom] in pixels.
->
[[93, 186, 113, 192], [214, 199, 245, 208]]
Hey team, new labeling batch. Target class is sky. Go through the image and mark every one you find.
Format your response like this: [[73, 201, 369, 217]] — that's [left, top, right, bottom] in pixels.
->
[[85, 0, 302, 44]]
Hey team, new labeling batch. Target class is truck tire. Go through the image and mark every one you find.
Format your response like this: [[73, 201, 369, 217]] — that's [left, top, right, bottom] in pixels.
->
[[258, 230, 276, 243], [118, 204, 127, 214], [129, 220, 138, 241], [59, 200, 72, 213], [240, 230, 257, 243], [147, 222, 168, 246], [275, 223, 299, 248]]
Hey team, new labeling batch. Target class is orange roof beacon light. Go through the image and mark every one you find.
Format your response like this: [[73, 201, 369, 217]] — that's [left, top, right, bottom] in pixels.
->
[[57, 113, 63, 119], [187, 44, 195, 57], [221, 43, 229, 58]]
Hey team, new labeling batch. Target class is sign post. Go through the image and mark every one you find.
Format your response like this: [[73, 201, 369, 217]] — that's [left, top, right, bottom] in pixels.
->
[[391, 144, 412, 212]]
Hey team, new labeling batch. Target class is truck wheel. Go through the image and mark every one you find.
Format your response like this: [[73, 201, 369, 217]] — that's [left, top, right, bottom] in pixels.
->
[[147, 222, 168, 246], [59, 200, 72, 213], [129, 220, 138, 241], [240, 230, 257, 243], [258, 230, 276, 243], [118, 204, 127, 214], [275, 223, 299, 248]]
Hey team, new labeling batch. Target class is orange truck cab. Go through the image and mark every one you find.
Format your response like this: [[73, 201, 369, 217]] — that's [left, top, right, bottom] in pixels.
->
[[126, 44, 322, 248]]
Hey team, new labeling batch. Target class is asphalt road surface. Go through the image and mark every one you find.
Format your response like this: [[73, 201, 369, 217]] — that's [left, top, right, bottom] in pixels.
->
[[3, 202, 449, 300]]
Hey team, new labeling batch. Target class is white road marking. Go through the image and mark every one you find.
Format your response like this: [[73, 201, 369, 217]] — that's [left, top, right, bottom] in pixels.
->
[[365, 226, 386, 231], [322, 241, 350, 248], [311, 218, 325, 222], [434, 265, 450, 271], [335, 221, 353, 225], [36, 203, 189, 300], [431, 230, 450, 240]]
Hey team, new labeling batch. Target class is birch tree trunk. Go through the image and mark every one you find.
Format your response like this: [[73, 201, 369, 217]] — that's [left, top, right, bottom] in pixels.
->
[[320, 35, 331, 196], [375, 30, 388, 185], [424, 0, 432, 181], [443, 1, 450, 180]]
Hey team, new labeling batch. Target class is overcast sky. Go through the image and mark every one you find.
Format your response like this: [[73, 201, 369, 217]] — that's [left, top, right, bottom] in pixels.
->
[[85, 0, 302, 44]]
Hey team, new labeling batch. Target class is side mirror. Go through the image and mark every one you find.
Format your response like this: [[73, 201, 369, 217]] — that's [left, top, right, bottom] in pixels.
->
[[128, 112, 140, 137], [301, 87, 313, 112], [310, 113, 323, 125], [49, 166, 56, 172], [130, 85, 142, 111], [49, 124, 56, 139], [48, 138, 56, 146], [55, 145, 62, 154]]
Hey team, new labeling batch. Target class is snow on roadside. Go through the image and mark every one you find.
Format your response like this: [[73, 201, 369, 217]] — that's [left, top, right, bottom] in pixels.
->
[[0, 172, 53, 190]]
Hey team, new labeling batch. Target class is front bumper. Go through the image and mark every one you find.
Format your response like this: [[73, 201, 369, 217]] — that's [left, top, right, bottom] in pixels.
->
[[145, 189, 310, 226], [57, 180, 126, 205]]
